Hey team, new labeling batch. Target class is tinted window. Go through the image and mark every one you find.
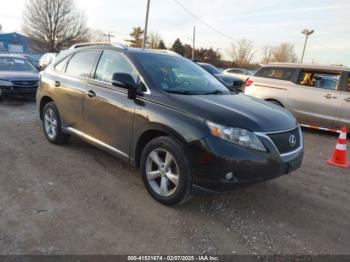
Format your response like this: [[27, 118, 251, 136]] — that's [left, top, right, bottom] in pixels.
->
[[255, 67, 294, 80], [347, 75, 350, 92], [54, 56, 70, 72], [297, 70, 340, 90], [316, 78, 337, 90], [66, 50, 99, 78], [95, 51, 138, 84]]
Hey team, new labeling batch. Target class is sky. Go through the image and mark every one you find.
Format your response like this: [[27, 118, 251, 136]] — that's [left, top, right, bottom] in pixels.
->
[[1, 0, 349, 65]]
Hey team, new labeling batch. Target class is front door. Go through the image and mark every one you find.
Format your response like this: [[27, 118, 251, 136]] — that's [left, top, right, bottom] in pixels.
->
[[336, 74, 350, 128], [83, 50, 139, 158]]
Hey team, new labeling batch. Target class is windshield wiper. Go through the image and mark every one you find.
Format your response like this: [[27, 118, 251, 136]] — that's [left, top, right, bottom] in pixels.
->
[[203, 89, 225, 95], [166, 90, 194, 95]]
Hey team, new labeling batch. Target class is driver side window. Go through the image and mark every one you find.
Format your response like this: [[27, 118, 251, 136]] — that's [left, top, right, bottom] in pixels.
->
[[95, 51, 139, 85]]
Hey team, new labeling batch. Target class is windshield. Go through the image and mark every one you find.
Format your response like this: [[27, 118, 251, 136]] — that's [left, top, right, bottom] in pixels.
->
[[199, 63, 222, 75], [131, 53, 229, 95], [0, 57, 38, 72]]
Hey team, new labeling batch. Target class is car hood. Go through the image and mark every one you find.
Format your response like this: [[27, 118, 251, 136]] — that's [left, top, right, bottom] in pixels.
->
[[168, 93, 297, 133], [0, 71, 39, 81]]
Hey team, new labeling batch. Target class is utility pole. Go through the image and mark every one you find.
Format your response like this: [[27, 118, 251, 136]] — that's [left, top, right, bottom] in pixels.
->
[[301, 29, 314, 63], [104, 32, 114, 42], [192, 26, 196, 60], [143, 0, 151, 49]]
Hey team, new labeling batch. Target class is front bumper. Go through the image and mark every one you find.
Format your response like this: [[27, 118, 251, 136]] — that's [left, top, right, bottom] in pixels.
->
[[0, 86, 37, 95], [189, 127, 304, 193]]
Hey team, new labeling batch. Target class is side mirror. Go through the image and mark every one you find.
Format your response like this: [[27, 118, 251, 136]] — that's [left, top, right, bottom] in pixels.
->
[[112, 73, 137, 99]]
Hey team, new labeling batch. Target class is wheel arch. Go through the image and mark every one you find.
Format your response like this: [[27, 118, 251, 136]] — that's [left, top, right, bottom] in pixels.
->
[[134, 124, 188, 168], [265, 98, 284, 107], [39, 96, 54, 119]]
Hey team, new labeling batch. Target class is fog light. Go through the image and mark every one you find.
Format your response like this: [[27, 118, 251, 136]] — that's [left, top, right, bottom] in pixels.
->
[[225, 172, 234, 181]]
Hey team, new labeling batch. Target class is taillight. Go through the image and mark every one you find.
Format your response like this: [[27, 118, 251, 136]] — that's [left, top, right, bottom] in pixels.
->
[[245, 79, 254, 87]]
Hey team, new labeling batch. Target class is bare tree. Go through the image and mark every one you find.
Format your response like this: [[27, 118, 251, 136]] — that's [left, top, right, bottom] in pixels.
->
[[0, 24, 2, 32], [228, 39, 255, 67], [147, 32, 162, 49], [22, 0, 89, 52], [261, 45, 273, 64], [271, 43, 298, 63]]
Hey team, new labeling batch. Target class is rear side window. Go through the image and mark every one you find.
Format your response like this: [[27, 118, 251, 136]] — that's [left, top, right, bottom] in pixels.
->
[[255, 67, 294, 80], [54, 56, 70, 72], [65, 50, 100, 78]]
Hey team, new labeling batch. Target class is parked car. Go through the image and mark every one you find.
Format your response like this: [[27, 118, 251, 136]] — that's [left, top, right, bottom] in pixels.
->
[[39, 52, 57, 70], [0, 54, 39, 100], [22, 54, 41, 71], [223, 67, 253, 82], [197, 62, 244, 92], [245, 63, 350, 131], [37, 44, 303, 205]]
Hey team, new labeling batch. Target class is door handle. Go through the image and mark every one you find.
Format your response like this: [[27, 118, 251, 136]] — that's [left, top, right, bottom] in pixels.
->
[[324, 94, 337, 99], [345, 97, 350, 102], [54, 81, 60, 87], [86, 90, 96, 98]]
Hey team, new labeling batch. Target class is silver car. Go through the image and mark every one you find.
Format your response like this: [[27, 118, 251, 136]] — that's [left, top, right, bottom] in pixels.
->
[[245, 63, 350, 131], [223, 67, 253, 82]]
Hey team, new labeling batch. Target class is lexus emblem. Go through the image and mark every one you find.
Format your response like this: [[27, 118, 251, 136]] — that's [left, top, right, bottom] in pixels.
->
[[289, 135, 297, 147]]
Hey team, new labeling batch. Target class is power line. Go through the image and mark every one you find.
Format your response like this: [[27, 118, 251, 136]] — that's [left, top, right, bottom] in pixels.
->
[[172, 0, 237, 42]]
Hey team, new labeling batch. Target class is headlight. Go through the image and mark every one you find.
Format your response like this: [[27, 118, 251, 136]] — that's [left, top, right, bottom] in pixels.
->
[[206, 121, 266, 151], [0, 80, 13, 87]]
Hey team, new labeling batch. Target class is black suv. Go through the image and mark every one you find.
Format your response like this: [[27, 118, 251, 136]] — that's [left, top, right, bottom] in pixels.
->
[[37, 43, 304, 205]]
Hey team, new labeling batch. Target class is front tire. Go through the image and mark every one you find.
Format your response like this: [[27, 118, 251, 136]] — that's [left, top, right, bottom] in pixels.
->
[[42, 102, 70, 145], [140, 136, 192, 206]]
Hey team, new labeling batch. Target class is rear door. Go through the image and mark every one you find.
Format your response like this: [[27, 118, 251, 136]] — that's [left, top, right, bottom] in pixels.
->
[[288, 69, 341, 128], [50, 50, 100, 129], [336, 73, 350, 128]]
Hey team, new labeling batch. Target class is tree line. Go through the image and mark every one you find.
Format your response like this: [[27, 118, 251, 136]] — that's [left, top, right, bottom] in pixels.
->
[[22, 0, 298, 68]]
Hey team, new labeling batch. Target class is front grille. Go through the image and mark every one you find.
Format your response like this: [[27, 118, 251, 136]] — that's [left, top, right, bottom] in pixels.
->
[[12, 80, 38, 87], [267, 127, 301, 154]]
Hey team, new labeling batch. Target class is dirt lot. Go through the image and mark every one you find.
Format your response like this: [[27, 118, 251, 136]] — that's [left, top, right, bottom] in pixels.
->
[[0, 98, 349, 255]]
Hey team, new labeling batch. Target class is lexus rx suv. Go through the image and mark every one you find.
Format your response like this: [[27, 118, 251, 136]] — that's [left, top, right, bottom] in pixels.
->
[[37, 44, 304, 205]]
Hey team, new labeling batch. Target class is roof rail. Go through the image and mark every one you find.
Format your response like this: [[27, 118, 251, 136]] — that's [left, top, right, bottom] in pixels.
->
[[69, 42, 128, 50], [153, 49, 181, 57]]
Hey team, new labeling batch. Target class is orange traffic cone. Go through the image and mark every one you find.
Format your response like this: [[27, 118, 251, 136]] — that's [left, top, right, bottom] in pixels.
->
[[326, 126, 349, 168]]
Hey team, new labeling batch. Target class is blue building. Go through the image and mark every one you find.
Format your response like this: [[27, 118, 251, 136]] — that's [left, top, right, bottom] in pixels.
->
[[0, 32, 42, 63], [0, 32, 34, 53]]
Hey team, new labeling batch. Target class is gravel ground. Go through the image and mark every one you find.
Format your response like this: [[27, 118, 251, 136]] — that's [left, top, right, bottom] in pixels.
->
[[0, 98, 349, 255]]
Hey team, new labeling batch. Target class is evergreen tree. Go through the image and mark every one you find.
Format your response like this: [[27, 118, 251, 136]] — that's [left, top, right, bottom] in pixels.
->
[[171, 38, 185, 56], [157, 40, 167, 49], [125, 27, 144, 48]]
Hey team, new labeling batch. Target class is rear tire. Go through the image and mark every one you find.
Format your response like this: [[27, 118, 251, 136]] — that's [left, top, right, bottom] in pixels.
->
[[140, 136, 192, 206], [42, 102, 70, 145]]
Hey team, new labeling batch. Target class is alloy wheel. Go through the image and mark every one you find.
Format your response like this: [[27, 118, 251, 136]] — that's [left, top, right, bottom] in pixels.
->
[[145, 148, 180, 197], [44, 108, 58, 139]]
